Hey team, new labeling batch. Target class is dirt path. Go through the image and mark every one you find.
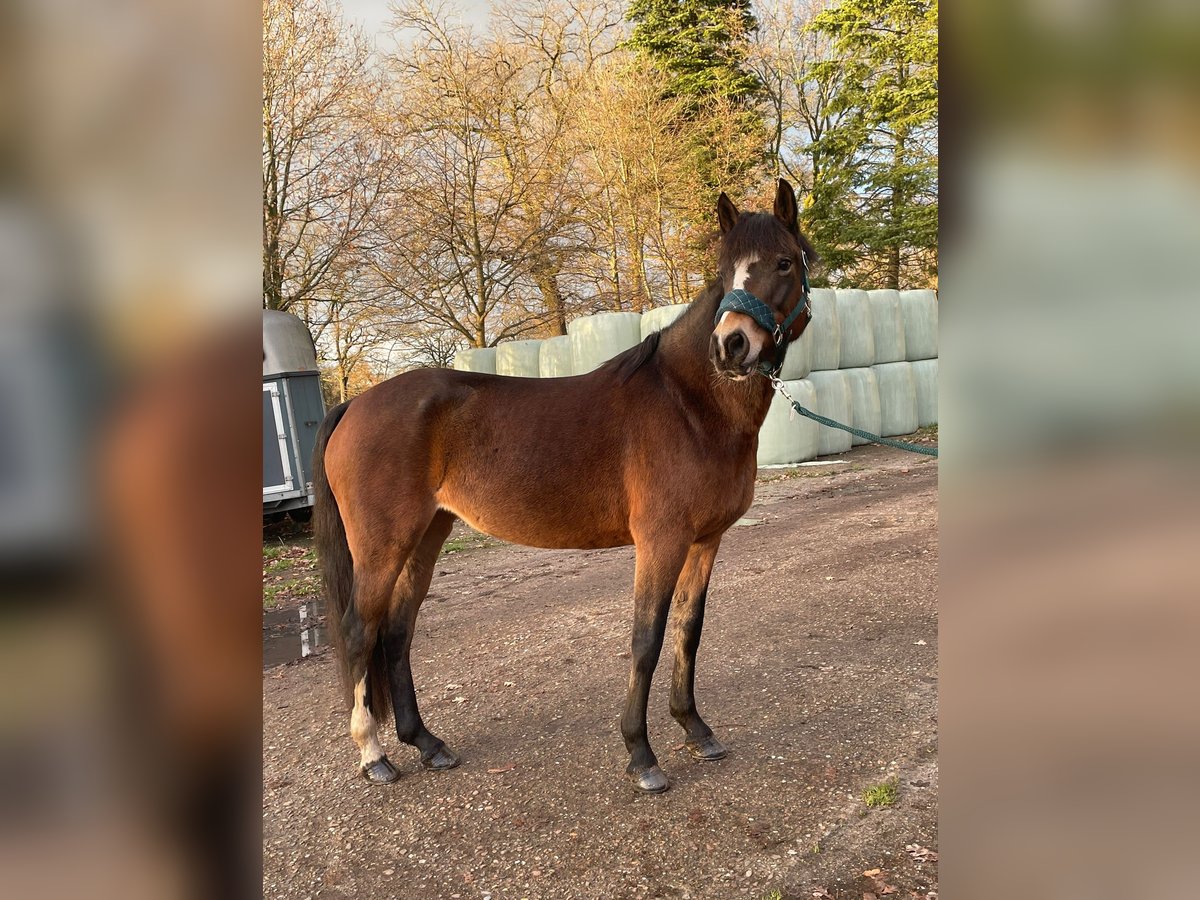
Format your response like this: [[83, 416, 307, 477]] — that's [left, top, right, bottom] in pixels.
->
[[264, 446, 938, 899]]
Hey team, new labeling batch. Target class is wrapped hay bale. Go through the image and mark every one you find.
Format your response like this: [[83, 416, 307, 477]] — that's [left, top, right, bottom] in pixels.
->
[[640, 303, 689, 339], [538, 335, 573, 378], [911, 358, 938, 427], [495, 340, 541, 377], [867, 290, 907, 363], [872, 361, 919, 436], [808, 288, 841, 371], [835, 289, 875, 369], [807, 369, 853, 456], [452, 347, 497, 374], [842, 367, 882, 447], [756, 379, 819, 466], [899, 289, 938, 360], [778, 319, 815, 380], [569, 311, 642, 374]]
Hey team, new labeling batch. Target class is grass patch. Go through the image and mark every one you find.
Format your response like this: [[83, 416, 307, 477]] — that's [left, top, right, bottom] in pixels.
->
[[441, 531, 499, 555], [916, 423, 938, 441], [263, 572, 321, 610], [760, 890, 783, 900], [862, 778, 899, 808], [263, 543, 316, 572], [263, 582, 284, 609]]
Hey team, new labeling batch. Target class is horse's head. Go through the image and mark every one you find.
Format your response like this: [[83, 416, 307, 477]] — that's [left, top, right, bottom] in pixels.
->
[[709, 178, 818, 380]]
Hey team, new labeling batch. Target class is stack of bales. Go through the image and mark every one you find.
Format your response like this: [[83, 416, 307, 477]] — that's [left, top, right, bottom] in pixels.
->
[[569, 311, 643, 374], [757, 287, 937, 466], [495, 340, 541, 377], [459, 288, 936, 468], [538, 335, 573, 377], [901, 290, 939, 428], [452, 346, 497, 374]]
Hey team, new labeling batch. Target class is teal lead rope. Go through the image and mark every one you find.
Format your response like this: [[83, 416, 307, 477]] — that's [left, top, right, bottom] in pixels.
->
[[714, 266, 938, 458], [768, 376, 939, 458]]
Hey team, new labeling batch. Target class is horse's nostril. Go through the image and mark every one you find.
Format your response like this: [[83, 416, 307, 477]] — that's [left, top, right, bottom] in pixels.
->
[[725, 331, 747, 361]]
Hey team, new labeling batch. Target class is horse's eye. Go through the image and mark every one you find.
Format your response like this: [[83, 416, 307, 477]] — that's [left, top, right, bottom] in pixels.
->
[[778, 258, 793, 272]]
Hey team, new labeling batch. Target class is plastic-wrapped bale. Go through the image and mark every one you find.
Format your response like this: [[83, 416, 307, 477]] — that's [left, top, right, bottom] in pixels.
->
[[569, 311, 643, 374], [778, 319, 815, 380], [756, 379, 819, 466], [452, 347, 497, 374], [911, 358, 938, 427], [640, 303, 689, 339], [842, 367, 882, 447], [808, 288, 841, 371], [835, 289, 875, 368], [538, 335, 573, 378], [807, 369, 854, 456], [495, 340, 541, 377], [900, 289, 938, 360], [872, 361, 919, 436], [867, 290, 906, 363]]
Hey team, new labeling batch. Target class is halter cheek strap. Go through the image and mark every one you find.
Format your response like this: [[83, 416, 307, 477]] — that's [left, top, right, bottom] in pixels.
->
[[712, 254, 811, 377]]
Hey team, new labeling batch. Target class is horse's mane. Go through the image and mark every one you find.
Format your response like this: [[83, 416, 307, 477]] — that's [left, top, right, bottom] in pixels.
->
[[597, 282, 724, 384], [601, 330, 663, 385]]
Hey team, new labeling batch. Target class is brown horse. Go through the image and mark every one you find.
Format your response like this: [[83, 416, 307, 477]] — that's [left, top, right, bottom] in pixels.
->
[[313, 179, 817, 793]]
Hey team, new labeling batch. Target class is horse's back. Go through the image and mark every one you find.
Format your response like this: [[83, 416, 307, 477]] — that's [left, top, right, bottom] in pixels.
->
[[327, 365, 644, 549]]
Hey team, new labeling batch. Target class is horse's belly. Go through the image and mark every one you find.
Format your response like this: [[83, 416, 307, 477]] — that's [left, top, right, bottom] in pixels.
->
[[436, 480, 633, 551]]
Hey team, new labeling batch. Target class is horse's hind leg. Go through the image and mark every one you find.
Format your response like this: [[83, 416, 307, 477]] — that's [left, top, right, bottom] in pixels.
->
[[382, 510, 460, 771], [342, 511, 436, 784], [342, 568, 403, 784], [669, 536, 727, 761]]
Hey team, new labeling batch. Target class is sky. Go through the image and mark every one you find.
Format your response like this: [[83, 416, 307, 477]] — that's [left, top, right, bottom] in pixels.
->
[[338, 0, 491, 38]]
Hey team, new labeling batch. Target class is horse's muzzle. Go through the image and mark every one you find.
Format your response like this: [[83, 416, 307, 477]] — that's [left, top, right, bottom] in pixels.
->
[[710, 330, 758, 379]]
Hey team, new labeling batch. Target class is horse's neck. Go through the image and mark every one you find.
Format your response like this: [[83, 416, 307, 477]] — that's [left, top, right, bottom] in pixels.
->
[[657, 283, 774, 435]]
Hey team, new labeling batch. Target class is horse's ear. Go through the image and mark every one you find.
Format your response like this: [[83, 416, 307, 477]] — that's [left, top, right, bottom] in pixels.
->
[[774, 178, 799, 233], [717, 193, 739, 234]]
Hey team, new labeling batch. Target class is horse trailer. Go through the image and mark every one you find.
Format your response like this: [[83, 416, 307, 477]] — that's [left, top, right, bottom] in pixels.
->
[[263, 310, 325, 517]]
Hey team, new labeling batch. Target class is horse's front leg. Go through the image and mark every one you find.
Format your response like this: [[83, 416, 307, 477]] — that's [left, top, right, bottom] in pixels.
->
[[621, 535, 691, 794], [669, 535, 728, 761]]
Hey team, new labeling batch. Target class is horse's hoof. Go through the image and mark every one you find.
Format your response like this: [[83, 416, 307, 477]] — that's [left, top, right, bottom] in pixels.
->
[[361, 756, 401, 784], [686, 735, 728, 761], [421, 746, 461, 771], [628, 765, 670, 794]]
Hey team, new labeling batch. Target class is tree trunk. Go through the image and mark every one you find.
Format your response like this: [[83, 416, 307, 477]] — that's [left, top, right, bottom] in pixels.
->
[[886, 129, 907, 290], [533, 260, 567, 335], [627, 224, 649, 312], [603, 196, 621, 309], [885, 243, 900, 290]]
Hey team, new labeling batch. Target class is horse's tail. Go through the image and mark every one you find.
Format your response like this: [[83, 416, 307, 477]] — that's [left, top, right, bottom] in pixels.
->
[[312, 401, 391, 722]]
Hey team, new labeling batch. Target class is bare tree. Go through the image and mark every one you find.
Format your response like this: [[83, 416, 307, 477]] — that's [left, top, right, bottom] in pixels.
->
[[572, 55, 765, 310], [262, 0, 831, 390], [262, 0, 393, 316], [747, 0, 845, 195], [369, 0, 596, 347]]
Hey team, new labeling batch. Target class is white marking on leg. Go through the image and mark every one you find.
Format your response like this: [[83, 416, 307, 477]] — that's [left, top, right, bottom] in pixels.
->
[[732, 255, 759, 291], [350, 676, 385, 767]]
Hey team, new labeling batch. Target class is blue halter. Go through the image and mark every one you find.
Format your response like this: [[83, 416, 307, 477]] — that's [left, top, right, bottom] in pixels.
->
[[713, 256, 811, 377]]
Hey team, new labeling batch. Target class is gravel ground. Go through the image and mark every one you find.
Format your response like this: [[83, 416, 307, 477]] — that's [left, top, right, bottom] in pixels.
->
[[264, 445, 938, 900]]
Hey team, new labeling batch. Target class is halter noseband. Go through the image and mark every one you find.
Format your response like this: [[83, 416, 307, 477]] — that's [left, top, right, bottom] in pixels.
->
[[712, 252, 811, 377]]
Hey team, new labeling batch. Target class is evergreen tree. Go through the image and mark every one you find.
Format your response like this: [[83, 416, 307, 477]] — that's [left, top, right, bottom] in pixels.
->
[[807, 0, 938, 288], [624, 0, 767, 225], [625, 0, 762, 107]]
